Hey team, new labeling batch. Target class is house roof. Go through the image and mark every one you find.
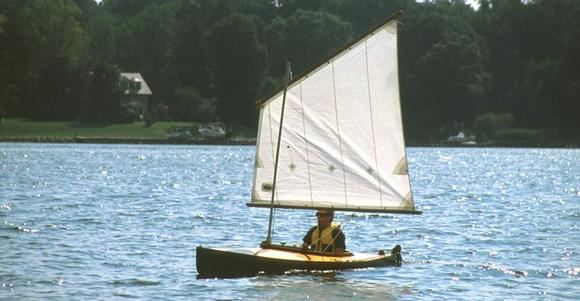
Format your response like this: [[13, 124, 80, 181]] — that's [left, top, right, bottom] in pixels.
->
[[120, 73, 153, 95]]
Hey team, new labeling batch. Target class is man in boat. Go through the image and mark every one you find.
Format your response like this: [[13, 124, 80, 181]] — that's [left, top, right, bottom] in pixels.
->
[[302, 209, 346, 254]]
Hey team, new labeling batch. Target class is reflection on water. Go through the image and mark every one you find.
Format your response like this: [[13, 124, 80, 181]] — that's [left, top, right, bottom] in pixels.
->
[[0, 144, 579, 300], [247, 272, 413, 300]]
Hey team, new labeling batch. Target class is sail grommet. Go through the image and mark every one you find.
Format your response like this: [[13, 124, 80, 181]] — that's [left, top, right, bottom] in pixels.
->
[[262, 182, 272, 192]]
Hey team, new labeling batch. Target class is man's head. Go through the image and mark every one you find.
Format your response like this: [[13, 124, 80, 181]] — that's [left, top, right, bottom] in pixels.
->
[[315, 209, 334, 228]]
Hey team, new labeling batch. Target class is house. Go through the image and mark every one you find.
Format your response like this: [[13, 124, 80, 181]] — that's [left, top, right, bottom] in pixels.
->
[[119, 73, 152, 120]]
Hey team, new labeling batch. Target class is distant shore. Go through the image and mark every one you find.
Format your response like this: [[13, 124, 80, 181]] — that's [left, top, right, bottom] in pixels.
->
[[0, 136, 257, 145], [0, 119, 257, 146], [1, 118, 578, 148], [2, 136, 579, 148]]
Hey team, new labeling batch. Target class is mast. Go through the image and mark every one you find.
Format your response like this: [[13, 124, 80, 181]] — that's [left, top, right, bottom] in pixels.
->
[[265, 61, 292, 244]]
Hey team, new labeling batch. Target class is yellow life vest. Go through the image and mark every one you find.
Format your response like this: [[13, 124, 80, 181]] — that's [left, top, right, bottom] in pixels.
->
[[311, 224, 340, 252]]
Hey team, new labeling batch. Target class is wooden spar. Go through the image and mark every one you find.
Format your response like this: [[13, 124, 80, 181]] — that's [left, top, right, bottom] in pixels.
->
[[250, 202, 423, 215], [265, 61, 292, 244]]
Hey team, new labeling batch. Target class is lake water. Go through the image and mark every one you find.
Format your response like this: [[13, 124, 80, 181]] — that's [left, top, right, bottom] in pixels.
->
[[1, 143, 578, 300]]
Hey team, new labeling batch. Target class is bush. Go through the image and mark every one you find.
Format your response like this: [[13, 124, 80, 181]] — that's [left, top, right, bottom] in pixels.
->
[[171, 86, 203, 121], [79, 62, 123, 124], [473, 112, 515, 140], [495, 128, 546, 143]]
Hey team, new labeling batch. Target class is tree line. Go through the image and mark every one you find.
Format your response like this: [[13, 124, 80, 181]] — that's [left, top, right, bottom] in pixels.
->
[[1, 0, 579, 142]]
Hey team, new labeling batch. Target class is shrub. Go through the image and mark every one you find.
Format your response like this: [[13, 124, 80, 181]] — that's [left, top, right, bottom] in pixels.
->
[[473, 112, 515, 140], [495, 128, 546, 143]]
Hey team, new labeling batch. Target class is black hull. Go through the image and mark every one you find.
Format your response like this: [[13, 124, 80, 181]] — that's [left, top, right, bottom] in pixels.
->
[[196, 244, 402, 278]]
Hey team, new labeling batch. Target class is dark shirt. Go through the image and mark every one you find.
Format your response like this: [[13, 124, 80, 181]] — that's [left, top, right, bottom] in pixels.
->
[[302, 226, 346, 252]]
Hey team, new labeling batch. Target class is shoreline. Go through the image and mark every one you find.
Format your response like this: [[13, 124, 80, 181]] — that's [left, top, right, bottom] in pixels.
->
[[0, 136, 257, 145], [1, 136, 579, 148]]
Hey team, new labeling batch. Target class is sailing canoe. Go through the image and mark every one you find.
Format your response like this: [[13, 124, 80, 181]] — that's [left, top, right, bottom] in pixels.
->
[[196, 244, 402, 278], [195, 11, 419, 278]]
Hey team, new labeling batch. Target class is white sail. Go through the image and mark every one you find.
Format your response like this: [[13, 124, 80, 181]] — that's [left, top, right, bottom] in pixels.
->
[[250, 17, 416, 213]]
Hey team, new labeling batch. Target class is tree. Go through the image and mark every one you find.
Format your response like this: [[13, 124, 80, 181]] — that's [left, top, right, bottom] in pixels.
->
[[115, 3, 178, 107], [174, 0, 209, 95], [399, 3, 489, 138], [172, 86, 204, 121], [79, 62, 123, 123], [1, 0, 579, 142], [280, 9, 352, 76], [86, 10, 116, 63], [0, 1, 30, 118], [208, 14, 267, 127], [473, 112, 515, 140], [474, 0, 580, 138], [15, 0, 89, 120], [324, 0, 407, 36], [0, 14, 8, 120]]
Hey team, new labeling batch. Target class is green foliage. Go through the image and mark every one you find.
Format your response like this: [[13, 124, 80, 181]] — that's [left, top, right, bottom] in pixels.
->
[[17, 0, 88, 69], [495, 128, 547, 144], [208, 13, 267, 127], [399, 3, 489, 138], [79, 62, 125, 124], [280, 9, 352, 76], [473, 112, 515, 140], [229, 126, 257, 139], [13, 0, 89, 120], [0, 118, 196, 139], [86, 10, 116, 63], [0, 14, 8, 119], [172, 86, 204, 122], [0, 0, 578, 144], [474, 0, 580, 137]]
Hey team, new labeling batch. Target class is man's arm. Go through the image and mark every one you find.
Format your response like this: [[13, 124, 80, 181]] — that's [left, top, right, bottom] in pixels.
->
[[302, 226, 315, 248]]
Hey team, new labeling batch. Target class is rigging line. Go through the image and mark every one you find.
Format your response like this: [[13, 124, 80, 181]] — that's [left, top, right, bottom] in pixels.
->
[[305, 218, 351, 251], [316, 226, 321, 251], [322, 218, 351, 253]]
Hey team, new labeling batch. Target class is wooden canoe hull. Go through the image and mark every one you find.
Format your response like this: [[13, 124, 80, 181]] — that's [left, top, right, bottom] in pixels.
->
[[196, 244, 402, 278]]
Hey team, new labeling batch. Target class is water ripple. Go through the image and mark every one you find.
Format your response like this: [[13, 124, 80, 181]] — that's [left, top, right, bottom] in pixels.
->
[[0, 144, 578, 300], [112, 278, 161, 286]]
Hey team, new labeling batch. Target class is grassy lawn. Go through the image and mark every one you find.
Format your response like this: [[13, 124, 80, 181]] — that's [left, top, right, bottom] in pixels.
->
[[0, 118, 197, 139]]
